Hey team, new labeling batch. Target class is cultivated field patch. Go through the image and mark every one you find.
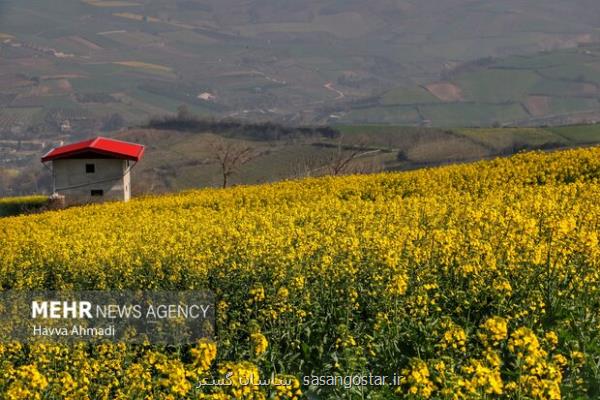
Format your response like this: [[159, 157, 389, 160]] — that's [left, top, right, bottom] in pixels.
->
[[67, 35, 103, 50], [112, 61, 174, 73], [419, 103, 528, 127], [238, 12, 373, 39], [525, 96, 551, 116], [425, 82, 464, 102], [550, 124, 600, 143], [457, 127, 568, 151], [405, 136, 490, 163], [83, 0, 140, 7], [456, 69, 539, 103], [112, 12, 160, 23], [381, 85, 440, 105]]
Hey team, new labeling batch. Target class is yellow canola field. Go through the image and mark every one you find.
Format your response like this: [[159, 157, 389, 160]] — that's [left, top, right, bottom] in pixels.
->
[[1, 147, 600, 399]]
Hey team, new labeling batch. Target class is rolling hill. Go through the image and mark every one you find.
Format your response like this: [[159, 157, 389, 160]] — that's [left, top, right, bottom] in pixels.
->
[[339, 46, 600, 126], [0, 147, 599, 398], [1, 0, 600, 138], [4, 122, 600, 197]]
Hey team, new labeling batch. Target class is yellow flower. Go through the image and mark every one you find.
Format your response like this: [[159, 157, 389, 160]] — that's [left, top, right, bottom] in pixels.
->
[[480, 316, 508, 343], [545, 331, 559, 348], [250, 332, 269, 356], [440, 324, 467, 351], [190, 339, 218, 371], [248, 285, 265, 303], [570, 351, 585, 365], [398, 359, 435, 398], [387, 274, 408, 296], [273, 375, 302, 400]]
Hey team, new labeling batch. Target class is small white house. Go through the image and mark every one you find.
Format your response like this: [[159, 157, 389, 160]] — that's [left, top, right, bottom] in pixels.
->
[[41, 136, 144, 206]]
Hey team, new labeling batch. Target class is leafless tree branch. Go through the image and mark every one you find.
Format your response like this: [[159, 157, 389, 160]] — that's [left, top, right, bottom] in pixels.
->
[[209, 138, 259, 188]]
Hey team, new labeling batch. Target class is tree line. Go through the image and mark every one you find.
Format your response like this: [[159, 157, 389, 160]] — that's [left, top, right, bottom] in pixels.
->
[[144, 106, 340, 141]]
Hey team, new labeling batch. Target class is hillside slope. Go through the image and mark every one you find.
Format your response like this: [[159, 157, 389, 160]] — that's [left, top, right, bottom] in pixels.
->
[[1, 0, 600, 135], [7, 122, 600, 197], [0, 147, 599, 398], [339, 45, 600, 126]]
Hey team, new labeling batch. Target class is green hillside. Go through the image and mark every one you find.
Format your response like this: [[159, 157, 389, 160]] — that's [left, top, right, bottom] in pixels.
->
[[1, 0, 600, 135], [342, 46, 600, 126], [4, 122, 600, 198], [120, 123, 600, 194]]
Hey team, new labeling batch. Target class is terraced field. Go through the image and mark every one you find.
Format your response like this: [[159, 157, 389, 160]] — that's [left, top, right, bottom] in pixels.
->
[[1, 0, 600, 134], [346, 46, 600, 126]]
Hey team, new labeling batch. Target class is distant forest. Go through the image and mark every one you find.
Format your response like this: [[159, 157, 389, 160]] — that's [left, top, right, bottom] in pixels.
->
[[145, 109, 340, 141]]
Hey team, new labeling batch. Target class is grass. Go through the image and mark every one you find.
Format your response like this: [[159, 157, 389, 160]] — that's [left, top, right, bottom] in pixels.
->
[[334, 123, 600, 167], [112, 61, 174, 74], [334, 125, 455, 150], [546, 97, 600, 115], [103, 31, 161, 47], [541, 64, 600, 86], [457, 128, 568, 151], [160, 30, 218, 46], [494, 51, 597, 70], [129, 88, 188, 114], [0, 195, 48, 217], [404, 135, 490, 163], [456, 69, 540, 103], [549, 124, 600, 144], [419, 103, 529, 127], [336, 124, 600, 152], [69, 64, 140, 92], [336, 125, 419, 136], [238, 12, 373, 39], [340, 106, 421, 125], [529, 79, 593, 97], [380, 86, 440, 106]]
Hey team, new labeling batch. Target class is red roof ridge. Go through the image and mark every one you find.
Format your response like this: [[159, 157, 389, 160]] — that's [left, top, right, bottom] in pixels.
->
[[41, 136, 145, 162]]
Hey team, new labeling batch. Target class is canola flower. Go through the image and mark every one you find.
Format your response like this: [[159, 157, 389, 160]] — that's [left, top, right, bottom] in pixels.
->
[[0, 147, 600, 398], [250, 333, 269, 357]]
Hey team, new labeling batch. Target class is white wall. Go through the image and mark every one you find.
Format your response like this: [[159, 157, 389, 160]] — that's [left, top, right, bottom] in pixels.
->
[[53, 158, 130, 205]]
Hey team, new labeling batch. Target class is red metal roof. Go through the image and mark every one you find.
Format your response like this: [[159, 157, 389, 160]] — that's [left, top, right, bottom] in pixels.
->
[[41, 137, 145, 162]]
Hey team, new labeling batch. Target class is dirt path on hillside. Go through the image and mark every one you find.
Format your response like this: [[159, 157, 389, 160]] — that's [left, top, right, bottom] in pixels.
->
[[324, 82, 345, 100]]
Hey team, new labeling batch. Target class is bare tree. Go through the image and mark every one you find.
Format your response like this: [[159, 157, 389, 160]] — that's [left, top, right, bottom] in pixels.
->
[[209, 138, 258, 188], [352, 155, 385, 175], [291, 153, 324, 179], [326, 136, 381, 176]]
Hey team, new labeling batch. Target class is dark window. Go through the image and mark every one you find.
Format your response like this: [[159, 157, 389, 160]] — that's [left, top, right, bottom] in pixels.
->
[[86, 163, 95, 173], [91, 190, 104, 197]]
